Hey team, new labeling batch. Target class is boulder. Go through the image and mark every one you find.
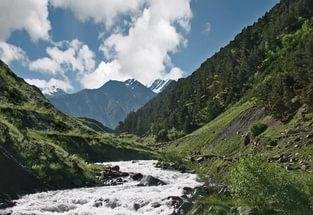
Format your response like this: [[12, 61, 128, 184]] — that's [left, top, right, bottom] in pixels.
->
[[111, 165, 120, 172], [133, 201, 148, 211], [177, 198, 192, 214], [93, 200, 103, 208], [133, 203, 140, 211], [0, 200, 16, 209], [182, 187, 193, 195], [137, 175, 166, 186], [131, 173, 143, 181]]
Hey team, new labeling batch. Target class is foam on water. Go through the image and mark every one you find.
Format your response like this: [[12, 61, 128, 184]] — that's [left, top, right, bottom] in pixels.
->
[[2, 160, 203, 215]]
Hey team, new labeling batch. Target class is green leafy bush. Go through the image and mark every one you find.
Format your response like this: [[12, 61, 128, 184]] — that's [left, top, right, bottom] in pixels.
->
[[229, 157, 312, 213], [250, 122, 268, 137]]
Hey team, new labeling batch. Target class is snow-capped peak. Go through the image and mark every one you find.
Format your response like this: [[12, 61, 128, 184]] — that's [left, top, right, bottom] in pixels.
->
[[41, 86, 66, 97], [148, 79, 173, 93], [124, 79, 138, 86]]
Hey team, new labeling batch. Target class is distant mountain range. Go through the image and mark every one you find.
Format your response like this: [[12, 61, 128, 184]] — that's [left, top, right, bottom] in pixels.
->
[[45, 79, 171, 128]]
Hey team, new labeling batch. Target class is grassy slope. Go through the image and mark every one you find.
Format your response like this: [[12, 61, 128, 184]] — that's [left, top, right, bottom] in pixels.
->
[[159, 99, 313, 213], [0, 61, 154, 199]]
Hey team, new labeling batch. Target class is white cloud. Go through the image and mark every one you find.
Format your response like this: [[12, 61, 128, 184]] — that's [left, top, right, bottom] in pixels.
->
[[203, 22, 211, 34], [0, 0, 50, 41], [81, 60, 126, 89], [164, 67, 184, 81], [50, 0, 145, 28], [0, 42, 27, 64], [91, 0, 191, 86], [25, 78, 72, 94], [29, 57, 61, 74], [29, 39, 96, 75]]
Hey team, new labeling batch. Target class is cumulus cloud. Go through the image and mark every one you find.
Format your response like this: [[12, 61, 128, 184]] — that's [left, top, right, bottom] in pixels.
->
[[50, 0, 145, 28], [25, 78, 72, 94], [2, 0, 192, 91], [82, 0, 191, 88], [0, 0, 50, 41], [81, 60, 126, 89], [0, 42, 27, 64], [29, 57, 61, 74], [29, 39, 96, 75]]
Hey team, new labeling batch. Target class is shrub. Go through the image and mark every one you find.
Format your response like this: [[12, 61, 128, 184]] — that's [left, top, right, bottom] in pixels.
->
[[156, 129, 169, 142], [167, 128, 185, 141], [229, 157, 312, 213], [250, 122, 267, 137]]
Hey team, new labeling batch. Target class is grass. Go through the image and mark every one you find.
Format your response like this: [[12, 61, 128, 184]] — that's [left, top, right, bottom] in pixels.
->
[[157, 98, 313, 213]]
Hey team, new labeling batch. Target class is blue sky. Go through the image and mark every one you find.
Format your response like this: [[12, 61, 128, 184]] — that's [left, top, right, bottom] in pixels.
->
[[0, 0, 278, 94]]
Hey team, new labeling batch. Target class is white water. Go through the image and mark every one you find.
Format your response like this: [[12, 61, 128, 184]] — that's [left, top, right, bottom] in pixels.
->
[[2, 160, 203, 215]]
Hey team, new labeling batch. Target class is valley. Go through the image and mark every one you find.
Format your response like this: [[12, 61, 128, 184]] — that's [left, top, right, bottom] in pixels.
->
[[0, 0, 313, 214]]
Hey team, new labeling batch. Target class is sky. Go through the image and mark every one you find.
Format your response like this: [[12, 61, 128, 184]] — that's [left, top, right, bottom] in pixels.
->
[[0, 0, 279, 94]]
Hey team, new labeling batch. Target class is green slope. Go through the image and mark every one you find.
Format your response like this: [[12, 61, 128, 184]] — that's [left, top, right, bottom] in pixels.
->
[[159, 100, 313, 214], [0, 61, 154, 200]]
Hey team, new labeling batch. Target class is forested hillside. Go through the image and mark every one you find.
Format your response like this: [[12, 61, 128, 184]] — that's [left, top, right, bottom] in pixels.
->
[[119, 0, 313, 137]]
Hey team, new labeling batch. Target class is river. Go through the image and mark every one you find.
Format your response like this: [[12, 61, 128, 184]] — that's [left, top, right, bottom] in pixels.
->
[[1, 160, 203, 215]]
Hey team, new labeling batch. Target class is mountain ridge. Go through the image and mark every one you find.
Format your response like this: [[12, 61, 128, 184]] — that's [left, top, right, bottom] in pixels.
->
[[48, 79, 156, 128]]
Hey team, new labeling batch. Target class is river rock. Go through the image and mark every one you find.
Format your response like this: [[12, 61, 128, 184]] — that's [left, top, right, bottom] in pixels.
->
[[111, 165, 120, 172], [137, 175, 166, 186], [151, 202, 161, 208], [103, 198, 120, 209], [0, 200, 16, 209], [177, 198, 192, 214], [93, 199, 103, 208], [167, 196, 183, 207], [133, 200, 148, 211], [131, 173, 143, 181], [182, 187, 193, 195]]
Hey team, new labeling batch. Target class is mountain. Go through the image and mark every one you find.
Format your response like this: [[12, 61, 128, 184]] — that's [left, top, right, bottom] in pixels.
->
[[120, 0, 313, 136], [48, 79, 156, 129], [41, 86, 67, 97], [148, 79, 173, 93], [0, 61, 152, 201]]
